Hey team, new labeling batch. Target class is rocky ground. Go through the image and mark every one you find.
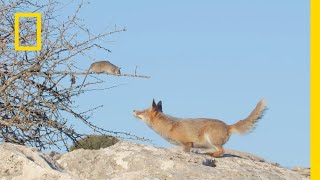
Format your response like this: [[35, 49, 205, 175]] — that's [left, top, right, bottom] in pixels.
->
[[0, 141, 310, 180]]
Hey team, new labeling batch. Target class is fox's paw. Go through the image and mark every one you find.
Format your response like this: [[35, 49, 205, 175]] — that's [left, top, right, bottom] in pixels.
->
[[206, 149, 225, 158]]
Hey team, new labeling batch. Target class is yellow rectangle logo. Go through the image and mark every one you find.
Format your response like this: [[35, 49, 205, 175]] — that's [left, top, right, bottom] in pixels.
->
[[14, 12, 41, 51]]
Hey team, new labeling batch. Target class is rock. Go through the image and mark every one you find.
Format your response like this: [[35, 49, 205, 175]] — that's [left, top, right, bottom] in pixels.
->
[[0, 143, 75, 180], [58, 141, 309, 180], [292, 166, 310, 178], [0, 141, 309, 180], [48, 151, 63, 161]]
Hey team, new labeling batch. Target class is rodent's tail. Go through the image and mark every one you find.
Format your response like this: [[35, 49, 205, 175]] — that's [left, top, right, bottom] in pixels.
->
[[78, 68, 91, 93], [229, 99, 267, 135]]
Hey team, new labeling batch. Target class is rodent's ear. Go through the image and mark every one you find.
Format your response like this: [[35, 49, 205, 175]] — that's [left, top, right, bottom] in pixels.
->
[[157, 101, 162, 112]]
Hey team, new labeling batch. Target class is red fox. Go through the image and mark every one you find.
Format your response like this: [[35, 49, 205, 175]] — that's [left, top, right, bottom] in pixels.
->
[[133, 99, 266, 157]]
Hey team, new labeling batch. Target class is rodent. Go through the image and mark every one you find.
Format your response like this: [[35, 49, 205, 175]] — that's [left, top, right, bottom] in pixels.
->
[[79, 61, 121, 92]]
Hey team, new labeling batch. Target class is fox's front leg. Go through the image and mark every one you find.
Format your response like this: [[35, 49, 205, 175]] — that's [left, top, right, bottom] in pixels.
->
[[182, 142, 193, 152]]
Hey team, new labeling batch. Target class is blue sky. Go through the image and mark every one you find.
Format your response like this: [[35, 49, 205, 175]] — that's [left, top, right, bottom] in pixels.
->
[[69, 0, 309, 167]]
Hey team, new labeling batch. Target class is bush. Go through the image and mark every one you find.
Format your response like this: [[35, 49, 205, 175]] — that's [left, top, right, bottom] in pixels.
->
[[70, 135, 119, 151]]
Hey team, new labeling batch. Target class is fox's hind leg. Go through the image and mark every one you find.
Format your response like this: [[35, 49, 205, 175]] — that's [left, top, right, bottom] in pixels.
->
[[206, 145, 225, 157], [182, 142, 193, 152]]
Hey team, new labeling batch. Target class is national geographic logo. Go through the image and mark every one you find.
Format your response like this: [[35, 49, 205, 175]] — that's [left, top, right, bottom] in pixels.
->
[[14, 13, 41, 51]]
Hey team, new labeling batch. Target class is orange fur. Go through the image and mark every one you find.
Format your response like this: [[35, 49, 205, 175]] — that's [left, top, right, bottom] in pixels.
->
[[133, 99, 266, 157]]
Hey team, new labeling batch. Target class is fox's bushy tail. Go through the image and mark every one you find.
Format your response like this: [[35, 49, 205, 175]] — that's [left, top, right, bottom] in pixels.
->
[[229, 99, 266, 135]]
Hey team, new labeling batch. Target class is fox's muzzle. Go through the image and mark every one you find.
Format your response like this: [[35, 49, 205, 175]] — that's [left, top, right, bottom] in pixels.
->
[[133, 110, 140, 119]]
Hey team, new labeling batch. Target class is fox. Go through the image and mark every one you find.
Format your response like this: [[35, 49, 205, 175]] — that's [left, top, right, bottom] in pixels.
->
[[133, 99, 266, 157]]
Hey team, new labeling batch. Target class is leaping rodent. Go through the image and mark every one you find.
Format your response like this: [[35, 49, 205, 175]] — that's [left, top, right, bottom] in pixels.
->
[[79, 61, 121, 92], [89, 61, 121, 74]]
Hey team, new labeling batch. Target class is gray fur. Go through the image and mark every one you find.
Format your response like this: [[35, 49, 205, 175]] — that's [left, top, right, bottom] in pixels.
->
[[90, 61, 121, 75]]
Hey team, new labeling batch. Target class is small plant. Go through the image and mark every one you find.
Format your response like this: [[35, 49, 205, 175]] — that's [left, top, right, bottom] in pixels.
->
[[70, 135, 119, 151]]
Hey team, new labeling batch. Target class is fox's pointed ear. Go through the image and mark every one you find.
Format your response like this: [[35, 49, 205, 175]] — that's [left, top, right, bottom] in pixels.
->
[[152, 99, 157, 108], [157, 101, 162, 112]]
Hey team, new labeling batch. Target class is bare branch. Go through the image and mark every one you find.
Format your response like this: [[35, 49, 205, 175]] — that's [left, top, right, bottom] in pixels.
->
[[27, 71, 151, 78], [0, 0, 151, 150]]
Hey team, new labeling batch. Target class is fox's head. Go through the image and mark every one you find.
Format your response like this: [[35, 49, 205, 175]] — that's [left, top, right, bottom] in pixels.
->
[[133, 99, 162, 124]]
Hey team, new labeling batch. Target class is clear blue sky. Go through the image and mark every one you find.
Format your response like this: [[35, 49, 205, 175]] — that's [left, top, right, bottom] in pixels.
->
[[71, 0, 309, 167]]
